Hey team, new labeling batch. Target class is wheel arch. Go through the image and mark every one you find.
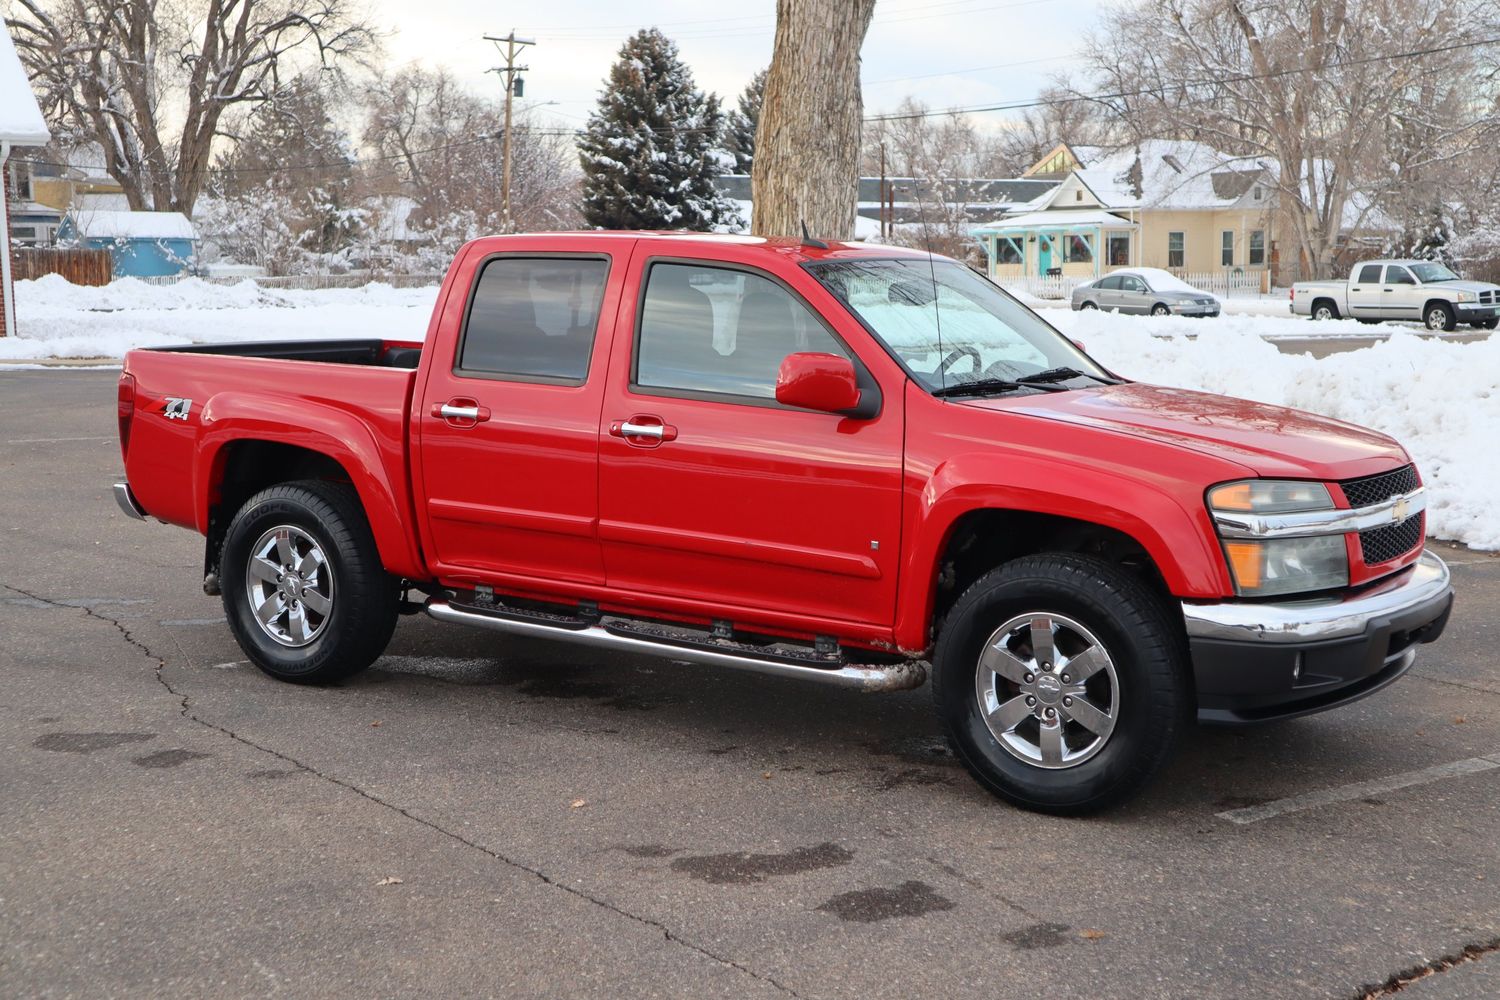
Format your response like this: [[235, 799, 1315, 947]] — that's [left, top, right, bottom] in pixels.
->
[[894, 458, 1232, 653], [1311, 296, 1340, 318], [198, 418, 426, 581]]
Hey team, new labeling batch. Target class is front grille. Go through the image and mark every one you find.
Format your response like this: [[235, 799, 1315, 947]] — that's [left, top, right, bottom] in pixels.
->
[[1480, 290, 1496, 305], [1340, 465, 1418, 508], [1360, 513, 1425, 564]]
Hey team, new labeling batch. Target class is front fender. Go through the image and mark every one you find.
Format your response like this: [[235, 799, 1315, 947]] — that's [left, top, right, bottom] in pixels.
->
[[195, 392, 426, 579], [893, 450, 1233, 651]]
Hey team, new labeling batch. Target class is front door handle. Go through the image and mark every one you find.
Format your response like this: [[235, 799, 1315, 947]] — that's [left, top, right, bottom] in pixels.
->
[[609, 415, 678, 446], [431, 399, 491, 425]]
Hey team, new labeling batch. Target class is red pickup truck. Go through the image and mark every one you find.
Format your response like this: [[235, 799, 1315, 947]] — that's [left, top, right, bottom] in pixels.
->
[[114, 232, 1453, 812]]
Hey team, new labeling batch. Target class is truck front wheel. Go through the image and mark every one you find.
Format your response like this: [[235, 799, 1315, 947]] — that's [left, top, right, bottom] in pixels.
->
[[221, 480, 398, 684], [1425, 303, 1457, 332], [932, 554, 1190, 814]]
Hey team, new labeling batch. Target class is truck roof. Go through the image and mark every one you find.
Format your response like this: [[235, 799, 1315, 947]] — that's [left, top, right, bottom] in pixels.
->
[[473, 230, 942, 265]]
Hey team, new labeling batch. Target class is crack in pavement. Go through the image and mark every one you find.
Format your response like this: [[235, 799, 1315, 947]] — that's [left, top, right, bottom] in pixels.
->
[[1408, 671, 1500, 699], [3, 583, 806, 999], [1353, 935, 1500, 998]]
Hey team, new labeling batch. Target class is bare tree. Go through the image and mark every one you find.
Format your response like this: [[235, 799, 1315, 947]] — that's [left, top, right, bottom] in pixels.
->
[[7, 0, 372, 214], [1081, 0, 1500, 279], [362, 66, 580, 251], [997, 77, 1125, 175], [752, 0, 876, 239]]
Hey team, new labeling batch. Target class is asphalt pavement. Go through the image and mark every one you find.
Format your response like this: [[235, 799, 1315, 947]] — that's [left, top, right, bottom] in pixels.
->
[[2, 369, 1498, 999]]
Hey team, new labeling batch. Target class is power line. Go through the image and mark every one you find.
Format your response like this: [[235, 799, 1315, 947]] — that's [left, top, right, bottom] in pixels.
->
[[865, 34, 1500, 121]]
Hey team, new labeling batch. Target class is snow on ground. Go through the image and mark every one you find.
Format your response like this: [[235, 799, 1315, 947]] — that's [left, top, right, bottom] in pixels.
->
[[5, 276, 1496, 549], [1, 275, 440, 360]]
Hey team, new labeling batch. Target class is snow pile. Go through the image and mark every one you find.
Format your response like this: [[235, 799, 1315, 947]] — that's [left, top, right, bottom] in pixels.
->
[[3, 276, 438, 359], [1056, 318, 1500, 550]]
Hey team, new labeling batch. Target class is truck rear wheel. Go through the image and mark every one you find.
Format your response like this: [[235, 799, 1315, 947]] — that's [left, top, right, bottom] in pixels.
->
[[932, 554, 1190, 814], [220, 480, 398, 684], [1311, 300, 1340, 321]]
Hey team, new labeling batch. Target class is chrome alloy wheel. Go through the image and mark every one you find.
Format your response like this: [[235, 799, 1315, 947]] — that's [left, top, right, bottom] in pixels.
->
[[1426, 306, 1450, 330], [244, 525, 334, 648], [973, 613, 1120, 769]]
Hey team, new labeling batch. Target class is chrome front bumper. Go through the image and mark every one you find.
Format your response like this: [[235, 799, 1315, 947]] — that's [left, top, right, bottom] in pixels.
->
[[1182, 552, 1450, 643], [1182, 552, 1453, 723]]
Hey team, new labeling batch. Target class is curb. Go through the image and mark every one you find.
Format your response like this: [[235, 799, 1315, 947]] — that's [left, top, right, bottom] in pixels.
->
[[0, 358, 122, 368]]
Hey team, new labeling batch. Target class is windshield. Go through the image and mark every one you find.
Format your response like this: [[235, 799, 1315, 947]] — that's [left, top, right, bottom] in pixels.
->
[[1410, 262, 1460, 283], [807, 259, 1109, 392]]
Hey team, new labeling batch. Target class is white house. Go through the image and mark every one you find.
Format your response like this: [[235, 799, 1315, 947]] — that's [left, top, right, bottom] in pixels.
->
[[0, 22, 50, 337]]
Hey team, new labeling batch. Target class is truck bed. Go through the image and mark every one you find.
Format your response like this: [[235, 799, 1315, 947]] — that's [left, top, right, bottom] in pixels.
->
[[120, 338, 426, 577], [154, 338, 423, 369]]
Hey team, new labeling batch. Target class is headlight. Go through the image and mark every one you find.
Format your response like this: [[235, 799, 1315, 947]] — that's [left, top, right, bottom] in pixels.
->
[[1208, 480, 1350, 596], [1455, 291, 1477, 303]]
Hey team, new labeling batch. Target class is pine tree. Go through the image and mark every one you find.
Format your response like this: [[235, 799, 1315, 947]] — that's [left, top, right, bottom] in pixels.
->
[[579, 28, 740, 230], [725, 68, 767, 175]]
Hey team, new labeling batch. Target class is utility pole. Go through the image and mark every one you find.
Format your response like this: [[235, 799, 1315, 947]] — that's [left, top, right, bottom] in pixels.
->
[[879, 144, 887, 240], [484, 31, 535, 232]]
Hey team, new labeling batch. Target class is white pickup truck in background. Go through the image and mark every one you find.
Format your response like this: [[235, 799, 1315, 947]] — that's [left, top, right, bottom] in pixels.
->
[[1290, 260, 1500, 331]]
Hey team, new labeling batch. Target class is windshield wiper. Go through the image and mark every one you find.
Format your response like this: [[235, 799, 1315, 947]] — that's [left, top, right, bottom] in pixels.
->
[[930, 377, 1031, 398], [1014, 366, 1120, 386]]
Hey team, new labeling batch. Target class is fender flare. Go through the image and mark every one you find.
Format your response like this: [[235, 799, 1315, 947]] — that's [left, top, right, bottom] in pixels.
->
[[893, 451, 1231, 651], [194, 392, 426, 579]]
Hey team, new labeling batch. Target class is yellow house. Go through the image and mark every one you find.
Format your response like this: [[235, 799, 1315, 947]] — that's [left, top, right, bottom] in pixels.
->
[[973, 141, 1276, 293]]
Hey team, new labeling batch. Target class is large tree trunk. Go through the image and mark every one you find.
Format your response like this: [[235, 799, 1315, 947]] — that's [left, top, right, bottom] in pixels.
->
[[751, 0, 876, 240]]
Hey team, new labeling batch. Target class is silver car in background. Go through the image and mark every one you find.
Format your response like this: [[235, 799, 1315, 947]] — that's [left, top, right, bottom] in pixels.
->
[[1071, 268, 1221, 317]]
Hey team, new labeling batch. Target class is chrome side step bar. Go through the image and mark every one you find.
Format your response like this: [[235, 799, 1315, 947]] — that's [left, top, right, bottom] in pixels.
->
[[425, 599, 927, 693]]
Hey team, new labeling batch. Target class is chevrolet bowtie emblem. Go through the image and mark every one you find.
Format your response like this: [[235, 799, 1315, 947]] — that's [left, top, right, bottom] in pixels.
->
[[1392, 497, 1410, 522]]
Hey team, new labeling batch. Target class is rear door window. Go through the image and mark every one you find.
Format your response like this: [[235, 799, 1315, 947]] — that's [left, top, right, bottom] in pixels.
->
[[1357, 264, 1384, 284], [458, 256, 609, 383], [634, 262, 849, 401]]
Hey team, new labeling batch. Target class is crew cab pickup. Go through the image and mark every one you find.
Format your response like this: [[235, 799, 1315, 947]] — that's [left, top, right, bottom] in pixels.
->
[[1291, 259, 1500, 330], [114, 232, 1454, 813]]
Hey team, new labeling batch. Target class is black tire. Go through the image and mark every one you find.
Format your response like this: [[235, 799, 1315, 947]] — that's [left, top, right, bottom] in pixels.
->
[[1079, 301, 1099, 310], [1424, 302, 1456, 332], [1474, 318, 1498, 331], [1150, 303, 1171, 316], [932, 553, 1191, 814], [220, 480, 398, 684], [1311, 299, 1340, 321]]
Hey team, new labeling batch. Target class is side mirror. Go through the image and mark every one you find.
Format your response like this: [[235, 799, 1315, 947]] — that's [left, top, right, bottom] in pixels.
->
[[776, 352, 862, 415]]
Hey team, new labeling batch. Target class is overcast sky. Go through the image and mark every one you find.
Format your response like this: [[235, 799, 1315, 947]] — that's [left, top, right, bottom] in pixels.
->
[[365, 0, 1106, 130]]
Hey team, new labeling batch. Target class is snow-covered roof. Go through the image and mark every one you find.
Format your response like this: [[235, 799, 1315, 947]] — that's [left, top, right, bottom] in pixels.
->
[[1071, 140, 1271, 211], [0, 24, 49, 146], [973, 208, 1135, 233], [72, 192, 132, 213], [67, 209, 197, 240]]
